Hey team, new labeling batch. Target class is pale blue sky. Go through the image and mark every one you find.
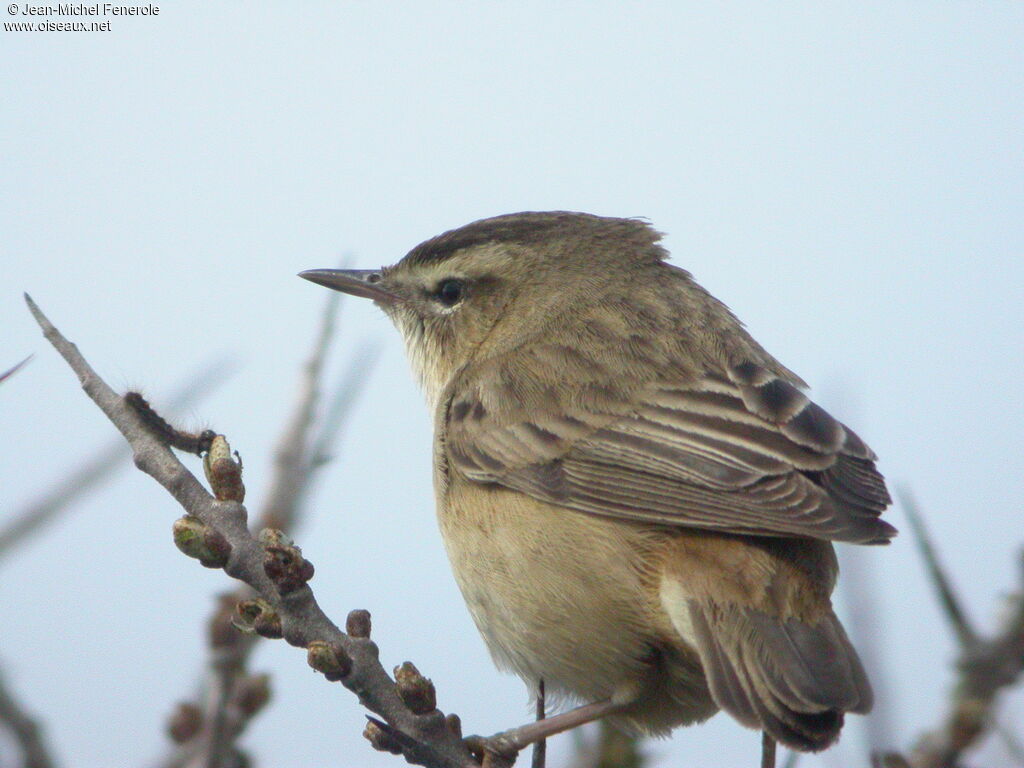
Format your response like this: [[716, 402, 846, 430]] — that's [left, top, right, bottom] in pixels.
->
[[2, 3, 1022, 767]]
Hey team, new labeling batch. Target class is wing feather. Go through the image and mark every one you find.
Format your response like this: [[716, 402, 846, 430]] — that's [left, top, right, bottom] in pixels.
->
[[446, 361, 894, 544]]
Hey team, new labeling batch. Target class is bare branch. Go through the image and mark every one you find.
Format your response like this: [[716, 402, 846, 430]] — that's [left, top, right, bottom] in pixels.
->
[[0, 666, 57, 768], [564, 721, 645, 768], [872, 754, 911, 768], [257, 292, 341, 532], [531, 680, 545, 768], [309, 341, 382, 470], [24, 295, 477, 768], [0, 354, 33, 385], [0, 356, 234, 561], [896, 494, 1024, 768], [161, 594, 264, 768], [995, 719, 1024, 766], [164, 292, 349, 768], [761, 732, 776, 768], [898, 488, 977, 647]]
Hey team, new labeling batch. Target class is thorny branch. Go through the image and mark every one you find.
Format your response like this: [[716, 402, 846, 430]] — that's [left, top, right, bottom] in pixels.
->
[[21, 293, 1024, 768], [900, 491, 977, 648], [256, 291, 341, 533], [887, 490, 1024, 768], [566, 720, 646, 768], [0, 357, 230, 768], [0, 355, 33, 385], [0, 667, 55, 768], [25, 294, 481, 768], [0, 358, 233, 561], [162, 292, 378, 768]]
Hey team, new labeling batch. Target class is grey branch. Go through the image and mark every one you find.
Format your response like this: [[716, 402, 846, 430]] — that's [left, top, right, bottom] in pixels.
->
[[258, 294, 381, 531], [0, 666, 56, 768], [0, 356, 234, 561], [0, 354, 33, 385], [309, 341, 381, 471], [161, 591, 264, 768], [565, 720, 646, 768], [898, 489, 1024, 768], [165, 291, 363, 768], [257, 291, 341, 533], [25, 295, 477, 768], [899, 489, 977, 647]]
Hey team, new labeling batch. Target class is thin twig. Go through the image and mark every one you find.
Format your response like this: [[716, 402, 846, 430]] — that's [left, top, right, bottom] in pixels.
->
[[898, 488, 977, 646], [995, 718, 1024, 765], [165, 293, 369, 768], [24, 294, 477, 768], [256, 292, 341, 533], [0, 354, 33, 384], [308, 341, 382, 470], [0, 357, 234, 561], [0, 665, 57, 768], [565, 719, 645, 768], [761, 732, 776, 768], [199, 661, 235, 768], [896, 490, 1024, 768], [595, 721, 644, 768], [531, 680, 545, 768]]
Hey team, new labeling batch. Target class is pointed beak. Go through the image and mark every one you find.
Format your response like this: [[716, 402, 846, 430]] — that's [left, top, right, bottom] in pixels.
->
[[298, 269, 401, 305]]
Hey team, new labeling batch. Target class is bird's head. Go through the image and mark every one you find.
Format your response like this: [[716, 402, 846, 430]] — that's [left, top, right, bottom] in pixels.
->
[[301, 211, 669, 405]]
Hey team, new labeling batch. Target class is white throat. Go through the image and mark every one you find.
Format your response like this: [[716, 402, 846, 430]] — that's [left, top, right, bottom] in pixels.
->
[[392, 312, 450, 411]]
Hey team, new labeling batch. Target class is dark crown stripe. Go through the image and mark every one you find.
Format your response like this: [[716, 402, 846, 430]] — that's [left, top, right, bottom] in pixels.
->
[[404, 211, 661, 266]]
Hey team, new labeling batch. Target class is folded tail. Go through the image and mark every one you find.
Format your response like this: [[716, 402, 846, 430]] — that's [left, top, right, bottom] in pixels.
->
[[683, 600, 872, 751]]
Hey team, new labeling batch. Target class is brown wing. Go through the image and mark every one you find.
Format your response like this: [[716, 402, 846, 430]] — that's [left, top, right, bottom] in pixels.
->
[[446, 361, 894, 544]]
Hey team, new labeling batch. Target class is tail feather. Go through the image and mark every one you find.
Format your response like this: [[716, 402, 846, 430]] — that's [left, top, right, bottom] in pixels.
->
[[686, 602, 872, 752], [736, 631, 844, 750], [745, 610, 872, 713], [688, 607, 759, 726]]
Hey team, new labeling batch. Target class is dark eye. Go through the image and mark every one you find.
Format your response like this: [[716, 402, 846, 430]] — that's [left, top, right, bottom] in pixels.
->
[[435, 278, 465, 307]]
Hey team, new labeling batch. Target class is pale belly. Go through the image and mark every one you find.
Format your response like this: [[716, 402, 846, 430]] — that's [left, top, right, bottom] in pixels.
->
[[438, 479, 698, 711]]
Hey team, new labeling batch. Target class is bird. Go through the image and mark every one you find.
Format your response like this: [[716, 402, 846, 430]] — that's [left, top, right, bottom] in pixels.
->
[[300, 211, 894, 756]]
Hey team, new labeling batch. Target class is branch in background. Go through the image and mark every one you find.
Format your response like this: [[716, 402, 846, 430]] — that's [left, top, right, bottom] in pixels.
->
[[0, 355, 33, 385], [0, 353, 59, 768], [256, 291, 340, 533], [907, 550, 1024, 767], [567, 721, 645, 768], [259, 308, 381, 531], [0, 667, 56, 768], [994, 720, 1024, 765], [899, 490, 977, 648], [0, 357, 234, 561], [872, 754, 910, 768], [308, 341, 381, 471], [163, 593, 267, 768], [24, 295, 478, 768], [531, 681, 545, 768], [162, 292, 378, 768], [890, 490, 1024, 768]]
